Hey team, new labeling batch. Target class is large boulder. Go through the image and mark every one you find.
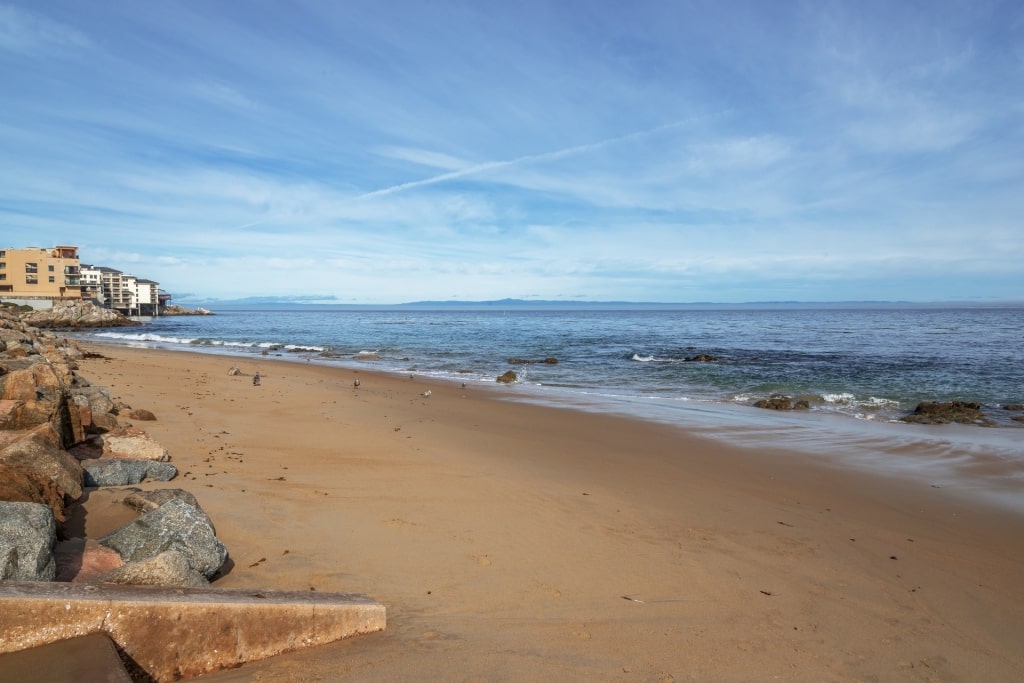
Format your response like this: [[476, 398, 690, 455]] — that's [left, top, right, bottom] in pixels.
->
[[0, 501, 56, 581], [0, 425, 84, 501], [81, 459, 178, 487], [99, 550, 211, 588], [100, 498, 227, 579], [0, 460, 68, 523], [100, 427, 170, 462]]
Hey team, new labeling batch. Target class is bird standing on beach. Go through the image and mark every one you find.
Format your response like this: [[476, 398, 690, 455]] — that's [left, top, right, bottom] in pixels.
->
[[353, 378, 360, 388], [421, 390, 431, 397]]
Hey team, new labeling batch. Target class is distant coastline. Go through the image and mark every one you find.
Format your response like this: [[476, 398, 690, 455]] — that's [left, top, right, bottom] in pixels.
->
[[173, 297, 1024, 312]]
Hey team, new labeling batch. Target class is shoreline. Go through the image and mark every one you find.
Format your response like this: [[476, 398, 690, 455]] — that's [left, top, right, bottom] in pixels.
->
[[69, 342, 1024, 681]]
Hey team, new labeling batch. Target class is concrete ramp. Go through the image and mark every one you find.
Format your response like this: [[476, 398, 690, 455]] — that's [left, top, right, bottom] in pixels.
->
[[0, 581, 385, 682]]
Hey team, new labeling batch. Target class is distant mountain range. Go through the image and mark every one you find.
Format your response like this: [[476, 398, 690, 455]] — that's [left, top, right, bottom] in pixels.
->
[[173, 296, 981, 311]]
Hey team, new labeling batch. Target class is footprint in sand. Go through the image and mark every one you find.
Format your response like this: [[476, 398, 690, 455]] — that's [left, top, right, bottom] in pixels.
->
[[472, 554, 492, 566]]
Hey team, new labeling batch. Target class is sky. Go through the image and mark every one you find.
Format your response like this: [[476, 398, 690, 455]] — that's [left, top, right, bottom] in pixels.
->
[[1, 1, 1022, 304]]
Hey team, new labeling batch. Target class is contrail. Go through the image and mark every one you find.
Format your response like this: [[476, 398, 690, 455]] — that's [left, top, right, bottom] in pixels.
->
[[357, 119, 695, 200]]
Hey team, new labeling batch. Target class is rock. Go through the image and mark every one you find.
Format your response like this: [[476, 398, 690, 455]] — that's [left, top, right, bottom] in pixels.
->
[[101, 427, 170, 461], [496, 370, 518, 383], [21, 301, 139, 328], [121, 488, 201, 514], [124, 408, 156, 421], [99, 550, 211, 588], [0, 460, 68, 523], [543, 357, 558, 364], [0, 425, 84, 501], [1005, 404, 1023, 411], [53, 538, 124, 582], [82, 459, 178, 487], [753, 395, 810, 411], [686, 353, 719, 362], [0, 501, 56, 581], [163, 305, 214, 316], [901, 400, 993, 425], [100, 498, 228, 579]]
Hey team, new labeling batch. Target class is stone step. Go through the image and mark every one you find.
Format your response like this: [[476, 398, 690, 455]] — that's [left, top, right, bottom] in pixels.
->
[[0, 581, 385, 682]]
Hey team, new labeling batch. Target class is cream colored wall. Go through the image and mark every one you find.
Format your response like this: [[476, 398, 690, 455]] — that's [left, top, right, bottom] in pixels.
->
[[0, 247, 83, 299]]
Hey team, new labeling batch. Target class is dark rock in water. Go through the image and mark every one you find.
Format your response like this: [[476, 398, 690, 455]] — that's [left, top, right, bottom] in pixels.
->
[[543, 357, 558, 364], [82, 459, 178, 487], [686, 353, 719, 362], [0, 501, 56, 581], [496, 370, 518, 384], [753, 394, 808, 411], [1004, 404, 1023, 411], [100, 498, 227, 579], [508, 358, 533, 364], [901, 400, 993, 425], [99, 549, 210, 588]]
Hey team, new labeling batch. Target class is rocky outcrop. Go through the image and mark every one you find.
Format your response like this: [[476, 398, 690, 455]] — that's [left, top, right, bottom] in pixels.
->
[[508, 357, 558, 365], [901, 401, 994, 426], [0, 461, 70, 523], [496, 370, 518, 383], [21, 300, 139, 328]]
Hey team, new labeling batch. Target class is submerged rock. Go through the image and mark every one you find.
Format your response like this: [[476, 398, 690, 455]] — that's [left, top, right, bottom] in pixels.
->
[[753, 395, 809, 411], [901, 400, 993, 426]]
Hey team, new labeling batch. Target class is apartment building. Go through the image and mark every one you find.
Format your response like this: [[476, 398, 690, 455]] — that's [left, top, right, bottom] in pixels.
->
[[79, 265, 164, 316], [0, 246, 83, 300]]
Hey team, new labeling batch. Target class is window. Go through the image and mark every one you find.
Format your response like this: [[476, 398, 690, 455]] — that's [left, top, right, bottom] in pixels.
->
[[48, 264, 55, 272], [25, 262, 37, 273], [49, 276, 56, 283], [26, 275, 38, 284], [0, 261, 5, 268], [0, 250, 5, 257], [0, 274, 6, 280]]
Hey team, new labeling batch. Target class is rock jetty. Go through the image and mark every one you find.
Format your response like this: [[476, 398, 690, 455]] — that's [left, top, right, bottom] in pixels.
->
[[0, 304, 227, 587]]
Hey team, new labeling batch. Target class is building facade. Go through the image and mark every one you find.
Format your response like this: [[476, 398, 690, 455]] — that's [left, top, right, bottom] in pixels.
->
[[0, 246, 83, 300]]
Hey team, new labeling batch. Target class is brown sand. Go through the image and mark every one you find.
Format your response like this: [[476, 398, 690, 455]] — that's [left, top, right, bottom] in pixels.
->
[[70, 345, 1024, 682]]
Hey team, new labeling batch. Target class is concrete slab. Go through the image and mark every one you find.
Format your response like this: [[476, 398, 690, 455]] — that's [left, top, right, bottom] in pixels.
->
[[0, 581, 385, 682], [0, 633, 132, 683]]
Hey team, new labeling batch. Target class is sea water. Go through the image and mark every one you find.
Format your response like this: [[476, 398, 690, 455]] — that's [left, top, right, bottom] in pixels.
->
[[76, 303, 1024, 509]]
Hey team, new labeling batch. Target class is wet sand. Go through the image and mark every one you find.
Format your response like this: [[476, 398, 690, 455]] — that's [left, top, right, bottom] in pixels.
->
[[71, 345, 1024, 681]]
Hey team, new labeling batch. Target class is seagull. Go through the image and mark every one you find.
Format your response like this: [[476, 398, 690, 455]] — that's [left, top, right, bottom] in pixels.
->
[[353, 378, 360, 388], [421, 390, 432, 397]]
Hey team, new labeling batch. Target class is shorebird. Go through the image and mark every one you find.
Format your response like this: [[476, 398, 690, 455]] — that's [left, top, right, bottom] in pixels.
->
[[421, 390, 431, 397], [353, 378, 361, 388]]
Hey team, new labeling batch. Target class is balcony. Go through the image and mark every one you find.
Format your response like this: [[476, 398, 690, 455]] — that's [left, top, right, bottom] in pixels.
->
[[65, 277, 81, 286]]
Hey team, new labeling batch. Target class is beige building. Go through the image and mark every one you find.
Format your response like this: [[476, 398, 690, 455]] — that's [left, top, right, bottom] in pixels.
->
[[0, 246, 83, 301]]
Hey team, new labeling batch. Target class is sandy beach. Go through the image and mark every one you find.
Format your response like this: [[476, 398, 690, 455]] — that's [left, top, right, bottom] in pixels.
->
[[69, 344, 1024, 682]]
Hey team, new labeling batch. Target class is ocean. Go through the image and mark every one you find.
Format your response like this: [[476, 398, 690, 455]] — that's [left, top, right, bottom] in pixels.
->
[[74, 303, 1024, 509]]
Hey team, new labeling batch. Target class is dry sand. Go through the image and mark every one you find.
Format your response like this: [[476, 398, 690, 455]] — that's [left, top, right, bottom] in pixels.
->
[[69, 345, 1024, 682]]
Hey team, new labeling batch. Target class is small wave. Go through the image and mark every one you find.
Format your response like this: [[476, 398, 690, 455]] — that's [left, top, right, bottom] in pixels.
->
[[631, 353, 658, 362], [821, 392, 857, 404], [95, 332, 197, 345]]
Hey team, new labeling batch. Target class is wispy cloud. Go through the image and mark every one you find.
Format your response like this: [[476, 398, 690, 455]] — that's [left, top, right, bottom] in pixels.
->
[[1, 1, 1021, 303]]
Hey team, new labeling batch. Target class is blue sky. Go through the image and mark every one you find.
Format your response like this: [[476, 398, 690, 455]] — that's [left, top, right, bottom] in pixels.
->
[[1, 1, 1022, 304]]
